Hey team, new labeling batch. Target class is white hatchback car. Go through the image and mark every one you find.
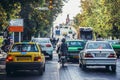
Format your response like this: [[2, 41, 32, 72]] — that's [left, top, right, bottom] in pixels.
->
[[79, 41, 117, 72], [31, 38, 54, 60]]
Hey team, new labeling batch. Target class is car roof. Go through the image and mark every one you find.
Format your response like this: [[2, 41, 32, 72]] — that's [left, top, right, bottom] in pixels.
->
[[14, 42, 36, 44], [87, 41, 109, 43], [66, 39, 85, 42], [32, 38, 50, 40], [106, 40, 119, 42]]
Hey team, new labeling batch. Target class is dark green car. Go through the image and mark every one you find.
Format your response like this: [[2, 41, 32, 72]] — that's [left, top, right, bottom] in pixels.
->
[[107, 40, 120, 58], [66, 40, 86, 61]]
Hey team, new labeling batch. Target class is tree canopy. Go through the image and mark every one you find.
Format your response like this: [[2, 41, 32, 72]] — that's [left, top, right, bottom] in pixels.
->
[[0, 0, 66, 40], [74, 0, 120, 39]]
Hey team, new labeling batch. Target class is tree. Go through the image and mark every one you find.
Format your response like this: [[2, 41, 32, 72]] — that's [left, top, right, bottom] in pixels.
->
[[0, 0, 67, 40], [74, 0, 120, 39]]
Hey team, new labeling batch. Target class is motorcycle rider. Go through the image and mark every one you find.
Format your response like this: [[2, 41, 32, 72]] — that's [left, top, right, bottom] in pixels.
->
[[1, 37, 11, 52], [57, 38, 68, 62]]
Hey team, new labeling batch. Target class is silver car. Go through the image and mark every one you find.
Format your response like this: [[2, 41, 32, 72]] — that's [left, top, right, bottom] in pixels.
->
[[31, 38, 54, 60], [79, 41, 117, 72]]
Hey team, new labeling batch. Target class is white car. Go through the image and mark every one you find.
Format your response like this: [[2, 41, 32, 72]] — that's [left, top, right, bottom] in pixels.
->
[[31, 38, 54, 60], [79, 41, 117, 72]]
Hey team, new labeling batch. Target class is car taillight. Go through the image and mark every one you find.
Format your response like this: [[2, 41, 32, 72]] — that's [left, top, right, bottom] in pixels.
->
[[34, 57, 41, 61], [84, 53, 93, 58], [6, 56, 13, 62], [108, 54, 116, 58], [46, 44, 51, 47]]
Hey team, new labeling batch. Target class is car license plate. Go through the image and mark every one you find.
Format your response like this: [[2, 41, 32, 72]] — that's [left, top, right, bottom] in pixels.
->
[[74, 56, 79, 59], [95, 53, 106, 57], [61, 56, 65, 58], [17, 57, 31, 61]]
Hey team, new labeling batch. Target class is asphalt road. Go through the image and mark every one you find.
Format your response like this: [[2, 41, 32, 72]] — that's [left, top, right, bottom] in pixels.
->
[[0, 52, 120, 80]]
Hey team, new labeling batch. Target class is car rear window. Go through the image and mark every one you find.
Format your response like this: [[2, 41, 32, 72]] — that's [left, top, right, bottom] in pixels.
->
[[11, 44, 39, 52], [67, 41, 85, 47], [108, 40, 120, 45], [86, 42, 112, 49], [32, 38, 50, 43], [38, 39, 50, 43]]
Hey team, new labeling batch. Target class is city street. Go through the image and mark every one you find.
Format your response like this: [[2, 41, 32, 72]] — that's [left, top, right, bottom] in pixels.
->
[[0, 51, 120, 80], [0, 0, 120, 80]]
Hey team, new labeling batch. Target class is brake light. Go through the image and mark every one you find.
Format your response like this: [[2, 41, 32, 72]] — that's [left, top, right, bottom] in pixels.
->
[[108, 54, 116, 58], [34, 57, 41, 61], [46, 44, 51, 47], [6, 56, 13, 62], [84, 53, 93, 58]]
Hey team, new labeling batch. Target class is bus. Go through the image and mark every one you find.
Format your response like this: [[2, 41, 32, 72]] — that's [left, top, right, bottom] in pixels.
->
[[77, 27, 94, 40]]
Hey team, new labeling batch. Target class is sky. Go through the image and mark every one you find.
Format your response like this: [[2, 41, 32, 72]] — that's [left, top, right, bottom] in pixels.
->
[[53, 0, 81, 26]]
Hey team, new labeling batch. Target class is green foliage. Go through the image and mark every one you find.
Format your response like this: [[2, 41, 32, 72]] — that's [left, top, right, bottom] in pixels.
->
[[74, 0, 120, 39], [0, 0, 66, 40], [0, 4, 7, 31]]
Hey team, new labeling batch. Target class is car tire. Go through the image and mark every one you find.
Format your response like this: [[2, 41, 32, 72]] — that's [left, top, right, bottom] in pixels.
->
[[111, 65, 116, 72], [117, 55, 119, 58], [49, 55, 53, 60], [38, 68, 43, 75], [81, 64, 86, 70], [13, 70, 17, 75], [79, 61, 82, 68], [6, 70, 12, 76], [106, 65, 110, 71], [43, 65, 45, 72]]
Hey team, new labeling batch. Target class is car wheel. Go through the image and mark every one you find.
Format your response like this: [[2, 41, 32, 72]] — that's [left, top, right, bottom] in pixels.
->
[[43, 65, 45, 72], [111, 65, 116, 72], [79, 61, 82, 68], [6, 70, 12, 76], [49, 55, 53, 60], [13, 70, 17, 75], [38, 68, 43, 75], [117, 55, 119, 58], [105, 65, 110, 71], [81, 64, 86, 70]]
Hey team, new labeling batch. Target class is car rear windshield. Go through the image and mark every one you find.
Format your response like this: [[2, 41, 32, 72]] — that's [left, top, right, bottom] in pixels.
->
[[38, 39, 50, 43], [86, 42, 112, 49], [67, 41, 85, 47], [32, 38, 50, 43], [11, 44, 39, 52], [108, 40, 120, 45]]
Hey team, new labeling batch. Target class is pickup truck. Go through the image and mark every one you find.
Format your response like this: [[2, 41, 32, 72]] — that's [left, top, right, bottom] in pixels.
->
[[107, 40, 120, 58]]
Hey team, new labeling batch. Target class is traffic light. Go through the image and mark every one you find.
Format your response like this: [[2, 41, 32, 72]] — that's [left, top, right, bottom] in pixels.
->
[[48, 0, 53, 10]]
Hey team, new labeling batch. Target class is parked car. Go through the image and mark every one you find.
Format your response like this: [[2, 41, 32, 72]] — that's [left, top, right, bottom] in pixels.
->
[[79, 41, 117, 72], [66, 39, 86, 62], [107, 40, 120, 58], [6, 42, 45, 76], [31, 38, 54, 60]]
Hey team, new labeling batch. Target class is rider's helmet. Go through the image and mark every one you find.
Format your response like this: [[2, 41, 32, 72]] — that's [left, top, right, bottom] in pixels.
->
[[61, 38, 66, 42]]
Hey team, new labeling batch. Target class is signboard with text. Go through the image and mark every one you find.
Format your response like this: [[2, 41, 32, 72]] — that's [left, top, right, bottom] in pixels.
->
[[55, 30, 60, 35], [8, 19, 24, 32]]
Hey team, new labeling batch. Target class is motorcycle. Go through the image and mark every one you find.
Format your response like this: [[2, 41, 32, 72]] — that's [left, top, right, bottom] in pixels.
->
[[60, 53, 67, 67]]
